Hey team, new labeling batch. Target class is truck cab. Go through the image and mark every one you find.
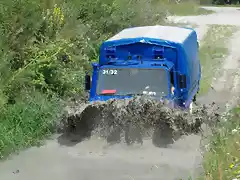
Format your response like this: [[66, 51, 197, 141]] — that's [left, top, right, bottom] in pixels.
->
[[85, 25, 201, 110]]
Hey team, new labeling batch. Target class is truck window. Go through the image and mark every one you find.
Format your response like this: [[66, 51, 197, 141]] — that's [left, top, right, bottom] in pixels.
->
[[96, 68, 169, 97]]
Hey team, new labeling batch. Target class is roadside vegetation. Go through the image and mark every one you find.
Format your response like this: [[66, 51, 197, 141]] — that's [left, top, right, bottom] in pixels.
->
[[191, 5, 240, 178], [200, 107, 240, 180], [195, 1, 240, 180], [0, 0, 206, 159], [198, 25, 237, 95], [201, 0, 240, 5]]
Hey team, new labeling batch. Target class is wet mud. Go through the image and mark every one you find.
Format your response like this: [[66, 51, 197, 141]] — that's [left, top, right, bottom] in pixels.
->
[[62, 96, 220, 147]]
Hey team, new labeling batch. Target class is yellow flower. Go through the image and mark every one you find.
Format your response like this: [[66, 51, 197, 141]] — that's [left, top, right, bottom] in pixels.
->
[[60, 14, 64, 25]]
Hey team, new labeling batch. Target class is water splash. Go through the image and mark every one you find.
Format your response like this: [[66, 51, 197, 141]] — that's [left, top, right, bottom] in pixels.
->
[[62, 96, 220, 147]]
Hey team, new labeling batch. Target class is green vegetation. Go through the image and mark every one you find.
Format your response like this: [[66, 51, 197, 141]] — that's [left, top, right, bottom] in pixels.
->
[[0, 92, 62, 159], [201, 0, 240, 5], [0, 0, 206, 159], [198, 25, 238, 95], [200, 107, 240, 180], [213, 0, 240, 5]]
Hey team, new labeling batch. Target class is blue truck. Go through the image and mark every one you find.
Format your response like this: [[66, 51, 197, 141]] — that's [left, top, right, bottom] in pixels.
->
[[85, 25, 201, 112]]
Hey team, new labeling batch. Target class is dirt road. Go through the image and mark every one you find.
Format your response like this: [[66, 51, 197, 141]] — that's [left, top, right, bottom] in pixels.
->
[[169, 6, 240, 109], [1, 6, 240, 180]]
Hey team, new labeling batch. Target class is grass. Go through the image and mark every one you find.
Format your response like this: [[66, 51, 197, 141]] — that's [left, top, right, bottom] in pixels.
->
[[199, 107, 240, 180], [0, 92, 62, 159], [164, 2, 215, 16], [198, 25, 238, 95]]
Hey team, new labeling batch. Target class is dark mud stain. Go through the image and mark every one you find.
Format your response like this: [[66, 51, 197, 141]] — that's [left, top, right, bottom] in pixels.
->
[[58, 96, 220, 147]]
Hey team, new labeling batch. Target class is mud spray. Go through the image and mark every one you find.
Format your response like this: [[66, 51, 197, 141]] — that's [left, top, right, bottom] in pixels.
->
[[61, 96, 220, 147]]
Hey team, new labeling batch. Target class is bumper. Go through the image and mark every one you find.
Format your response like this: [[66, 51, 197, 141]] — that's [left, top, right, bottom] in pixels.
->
[[89, 95, 183, 109]]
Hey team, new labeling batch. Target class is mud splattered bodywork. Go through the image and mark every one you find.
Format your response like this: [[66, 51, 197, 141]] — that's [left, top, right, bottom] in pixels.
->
[[86, 25, 201, 110]]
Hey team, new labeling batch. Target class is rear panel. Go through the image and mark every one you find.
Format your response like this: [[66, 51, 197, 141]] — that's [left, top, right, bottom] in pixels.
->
[[97, 27, 200, 106], [100, 42, 177, 65]]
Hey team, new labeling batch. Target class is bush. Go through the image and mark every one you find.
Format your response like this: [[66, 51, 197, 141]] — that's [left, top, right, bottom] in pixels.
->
[[0, 0, 168, 101]]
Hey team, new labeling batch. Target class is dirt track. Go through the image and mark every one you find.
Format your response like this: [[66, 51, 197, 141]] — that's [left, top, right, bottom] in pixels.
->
[[1, 6, 240, 180], [171, 6, 240, 110]]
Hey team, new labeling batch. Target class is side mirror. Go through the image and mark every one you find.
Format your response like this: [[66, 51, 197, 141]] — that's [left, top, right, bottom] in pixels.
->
[[85, 73, 91, 91]]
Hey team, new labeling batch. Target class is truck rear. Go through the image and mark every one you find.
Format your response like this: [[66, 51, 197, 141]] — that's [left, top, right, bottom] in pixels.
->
[[85, 25, 201, 111]]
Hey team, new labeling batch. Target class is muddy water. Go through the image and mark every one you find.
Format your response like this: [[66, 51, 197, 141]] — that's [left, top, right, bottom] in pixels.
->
[[64, 96, 220, 148]]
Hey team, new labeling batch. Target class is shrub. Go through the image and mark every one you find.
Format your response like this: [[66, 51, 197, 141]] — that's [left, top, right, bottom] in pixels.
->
[[0, 0, 168, 101]]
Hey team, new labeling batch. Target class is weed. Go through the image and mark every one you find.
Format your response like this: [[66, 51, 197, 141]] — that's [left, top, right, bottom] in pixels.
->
[[200, 107, 240, 180]]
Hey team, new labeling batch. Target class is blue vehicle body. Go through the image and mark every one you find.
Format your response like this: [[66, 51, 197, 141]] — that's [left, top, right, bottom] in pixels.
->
[[85, 25, 201, 109]]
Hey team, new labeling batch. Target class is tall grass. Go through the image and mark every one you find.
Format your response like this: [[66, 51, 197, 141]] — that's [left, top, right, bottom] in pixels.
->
[[0, 92, 62, 159], [200, 107, 240, 180]]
